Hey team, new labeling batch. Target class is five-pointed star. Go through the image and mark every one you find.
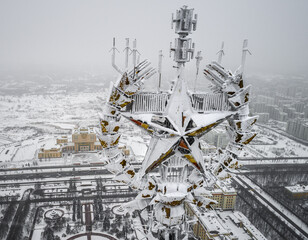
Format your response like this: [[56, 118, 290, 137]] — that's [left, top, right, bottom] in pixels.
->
[[122, 71, 233, 178]]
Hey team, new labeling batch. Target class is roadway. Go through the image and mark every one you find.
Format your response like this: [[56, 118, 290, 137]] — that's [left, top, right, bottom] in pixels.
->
[[0, 168, 112, 181], [239, 156, 308, 166], [0, 190, 137, 204], [239, 156, 308, 161]]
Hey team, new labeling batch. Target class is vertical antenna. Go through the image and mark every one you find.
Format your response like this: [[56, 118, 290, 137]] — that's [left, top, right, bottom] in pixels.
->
[[130, 39, 140, 68], [194, 51, 203, 92], [216, 41, 225, 64], [109, 37, 122, 74], [123, 38, 131, 69], [241, 39, 252, 74], [132, 39, 137, 68], [158, 50, 163, 92]]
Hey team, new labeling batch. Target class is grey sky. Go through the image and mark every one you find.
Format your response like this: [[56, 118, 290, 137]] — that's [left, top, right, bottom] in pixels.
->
[[0, 0, 307, 76]]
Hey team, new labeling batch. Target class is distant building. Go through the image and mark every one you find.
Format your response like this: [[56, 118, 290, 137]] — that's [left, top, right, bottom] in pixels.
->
[[286, 119, 308, 141], [38, 147, 62, 159], [38, 127, 103, 159], [256, 95, 275, 105], [304, 106, 308, 118], [253, 102, 267, 113], [252, 94, 307, 125], [294, 102, 305, 113], [256, 113, 269, 124], [285, 184, 308, 199], [72, 127, 102, 152], [56, 136, 68, 144], [203, 128, 229, 149]]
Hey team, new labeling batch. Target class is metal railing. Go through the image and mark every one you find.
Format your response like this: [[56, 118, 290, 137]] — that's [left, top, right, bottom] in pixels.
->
[[129, 92, 230, 113]]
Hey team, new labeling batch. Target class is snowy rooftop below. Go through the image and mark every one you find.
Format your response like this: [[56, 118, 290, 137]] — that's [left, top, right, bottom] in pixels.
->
[[285, 184, 308, 193], [189, 203, 267, 240]]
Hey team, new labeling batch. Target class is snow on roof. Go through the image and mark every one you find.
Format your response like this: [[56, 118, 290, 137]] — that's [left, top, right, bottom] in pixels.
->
[[58, 135, 68, 139], [61, 142, 74, 146], [73, 126, 95, 134], [232, 211, 267, 239], [285, 184, 308, 193], [215, 179, 236, 194], [189, 202, 267, 240], [191, 206, 229, 235], [188, 202, 267, 240]]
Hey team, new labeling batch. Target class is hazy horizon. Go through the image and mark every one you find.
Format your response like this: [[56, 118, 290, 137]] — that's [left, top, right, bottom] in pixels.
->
[[0, 0, 307, 77]]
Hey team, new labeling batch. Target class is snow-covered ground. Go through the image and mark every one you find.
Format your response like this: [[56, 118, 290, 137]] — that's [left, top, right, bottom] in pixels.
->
[[0, 90, 106, 143], [238, 125, 308, 158]]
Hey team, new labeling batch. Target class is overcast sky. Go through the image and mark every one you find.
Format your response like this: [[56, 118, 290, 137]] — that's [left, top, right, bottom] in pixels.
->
[[0, 0, 307, 77]]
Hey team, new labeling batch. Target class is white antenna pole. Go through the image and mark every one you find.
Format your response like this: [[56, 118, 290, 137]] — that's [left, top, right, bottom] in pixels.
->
[[109, 37, 122, 74], [194, 51, 202, 92], [241, 39, 252, 74], [216, 41, 225, 64], [158, 50, 163, 92], [132, 39, 137, 68], [130, 39, 141, 68], [123, 38, 131, 69]]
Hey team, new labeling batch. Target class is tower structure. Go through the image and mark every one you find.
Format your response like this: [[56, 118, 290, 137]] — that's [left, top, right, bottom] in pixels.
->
[[96, 5, 258, 239]]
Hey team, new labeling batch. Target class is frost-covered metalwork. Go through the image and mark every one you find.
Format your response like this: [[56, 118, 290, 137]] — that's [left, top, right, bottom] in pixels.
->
[[96, 5, 257, 239]]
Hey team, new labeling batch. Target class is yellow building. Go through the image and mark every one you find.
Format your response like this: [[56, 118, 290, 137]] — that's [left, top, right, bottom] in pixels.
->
[[208, 181, 237, 210], [60, 142, 75, 152], [38, 147, 62, 159], [56, 136, 68, 144], [72, 127, 96, 152], [69, 127, 102, 152], [38, 127, 104, 159]]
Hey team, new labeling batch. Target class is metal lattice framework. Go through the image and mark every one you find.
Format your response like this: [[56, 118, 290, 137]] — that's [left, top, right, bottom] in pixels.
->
[[96, 5, 258, 239]]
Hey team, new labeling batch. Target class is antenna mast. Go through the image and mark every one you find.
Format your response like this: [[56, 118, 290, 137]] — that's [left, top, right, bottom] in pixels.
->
[[194, 51, 203, 92], [123, 38, 131, 69], [216, 41, 225, 64], [109, 37, 122, 74], [158, 50, 163, 92], [240, 39, 252, 74], [131, 39, 140, 68]]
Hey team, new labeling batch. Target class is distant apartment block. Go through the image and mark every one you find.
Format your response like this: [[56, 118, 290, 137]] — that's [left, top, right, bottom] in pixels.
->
[[251, 90, 308, 141], [203, 128, 229, 149], [256, 113, 269, 124], [286, 119, 308, 141]]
